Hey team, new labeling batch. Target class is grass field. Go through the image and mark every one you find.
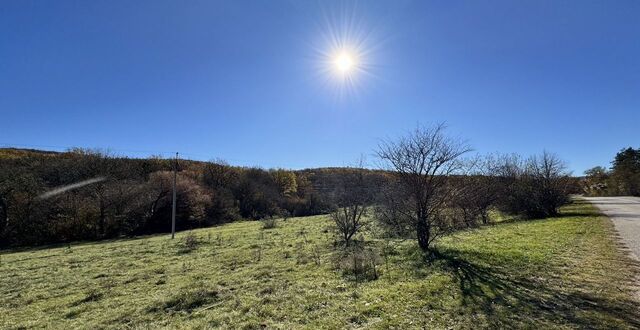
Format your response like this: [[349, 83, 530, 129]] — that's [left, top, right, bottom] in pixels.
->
[[2, 200, 639, 329]]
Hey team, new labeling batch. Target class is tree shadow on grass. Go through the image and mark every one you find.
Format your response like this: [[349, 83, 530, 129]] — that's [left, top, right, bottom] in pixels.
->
[[429, 248, 640, 328], [555, 211, 602, 218], [486, 208, 601, 225], [571, 199, 592, 205]]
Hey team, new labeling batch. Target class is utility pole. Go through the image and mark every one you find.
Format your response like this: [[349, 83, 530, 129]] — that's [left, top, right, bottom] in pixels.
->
[[171, 152, 178, 239]]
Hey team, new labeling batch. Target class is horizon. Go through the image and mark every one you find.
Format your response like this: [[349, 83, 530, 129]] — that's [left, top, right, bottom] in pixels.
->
[[0, 145, 617, 178], [2, 1, 639, 174]]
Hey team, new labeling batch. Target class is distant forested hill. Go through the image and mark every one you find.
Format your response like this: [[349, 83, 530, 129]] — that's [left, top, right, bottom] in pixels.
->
[[0, 148, 386, 247]]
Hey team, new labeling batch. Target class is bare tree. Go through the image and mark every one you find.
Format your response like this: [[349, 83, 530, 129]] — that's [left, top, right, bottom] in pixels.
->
[[451, 155, 503, 227], [376, 124, 471, 252], [526, 151, 571, 217], [374, 178, 414, 237], [495, 151, 571, 218], [330, 158, 372, 247]]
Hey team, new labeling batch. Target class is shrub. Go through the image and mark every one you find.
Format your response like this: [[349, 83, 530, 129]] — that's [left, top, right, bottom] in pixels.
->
[[152, 288, 219, 312], [71, 289, 103, 306], [376, 124, 471, 252], [333, 245, 382, 282], [330, 162, 372, 247], [181, 232, 199, 252], [496, 152, 571, 218], [261, 216, 277, 229]]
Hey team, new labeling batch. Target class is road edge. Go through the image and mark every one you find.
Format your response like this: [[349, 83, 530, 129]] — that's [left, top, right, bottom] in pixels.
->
[[578, 197, 640, 301]]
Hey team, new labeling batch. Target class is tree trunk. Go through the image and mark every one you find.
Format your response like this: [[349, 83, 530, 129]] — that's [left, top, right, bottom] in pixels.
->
[[0, 197, 7, 233], [416, 219, 430, 251], [98, 199, 105, 239], [481, 211, 489, 225]]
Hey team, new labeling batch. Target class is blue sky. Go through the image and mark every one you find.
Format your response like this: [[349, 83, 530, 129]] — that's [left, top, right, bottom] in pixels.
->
[[1, 1, 638, 174]]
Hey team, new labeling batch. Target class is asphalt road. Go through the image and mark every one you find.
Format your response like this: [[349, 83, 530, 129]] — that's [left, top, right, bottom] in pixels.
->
[[583, 196, 640, 261]]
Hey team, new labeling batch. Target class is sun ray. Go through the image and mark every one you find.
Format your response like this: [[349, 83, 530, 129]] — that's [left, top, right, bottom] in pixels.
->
[[308, 2, 381, 101]]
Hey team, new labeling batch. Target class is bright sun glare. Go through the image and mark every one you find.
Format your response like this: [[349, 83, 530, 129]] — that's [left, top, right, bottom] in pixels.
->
[[335, 52, 355, 73], [313, 4, 378, 97]]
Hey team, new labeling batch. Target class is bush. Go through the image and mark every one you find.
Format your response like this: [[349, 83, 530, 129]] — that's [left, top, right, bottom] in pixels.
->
[[261, 216, 277, 229], [496, 152, 571, 218], [181, 232, 199, 252], [152, 288, 219, 312], [71, 289, 103, 306], [333, 245, 382, 282]]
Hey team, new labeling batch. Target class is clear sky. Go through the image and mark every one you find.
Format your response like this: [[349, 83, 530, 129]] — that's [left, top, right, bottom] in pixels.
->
[[1, 1, 638, 174]]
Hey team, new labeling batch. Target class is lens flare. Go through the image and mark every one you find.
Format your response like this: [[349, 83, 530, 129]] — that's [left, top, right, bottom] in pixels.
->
[[308, 3, 382, 100], [38, 177, 106, 199], [335, 52, 356, 73]]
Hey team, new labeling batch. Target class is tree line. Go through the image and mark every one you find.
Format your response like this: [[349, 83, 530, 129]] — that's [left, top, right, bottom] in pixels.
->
[[0, 148, 363, 247], [582, 147, 640, 197], [329, 124, 578, 253], [1, 124, 579, 249]]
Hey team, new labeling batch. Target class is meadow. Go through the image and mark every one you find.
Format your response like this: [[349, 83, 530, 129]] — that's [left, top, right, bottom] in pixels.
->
[[1, 200, 639, 329]]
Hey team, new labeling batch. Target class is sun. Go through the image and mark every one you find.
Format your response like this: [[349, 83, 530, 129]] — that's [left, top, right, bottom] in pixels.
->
[[311, 4, 379, 98], [335, 52, 356, 73]]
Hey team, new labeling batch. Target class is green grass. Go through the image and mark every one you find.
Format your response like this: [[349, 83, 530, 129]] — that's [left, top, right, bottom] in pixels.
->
[[1, 200, 639, 329]]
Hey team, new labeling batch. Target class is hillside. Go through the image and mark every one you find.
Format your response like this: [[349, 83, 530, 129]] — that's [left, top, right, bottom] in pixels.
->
[[0, 147, 61, 159], [2, 201, 639, 329], [0, 147, 384, 247]]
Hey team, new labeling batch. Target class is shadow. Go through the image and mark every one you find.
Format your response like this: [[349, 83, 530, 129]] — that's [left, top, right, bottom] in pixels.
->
[[553, 200, 606, 218], [0, 225, 226, 254], [556, 211, 601, 218], [426, 248, 640, 328], [490, 211, 598, 223], [592, 202, 640, 205], [606, 214, 640, 219], [571, 199, 591, 205], [0, 234, 164, 254]]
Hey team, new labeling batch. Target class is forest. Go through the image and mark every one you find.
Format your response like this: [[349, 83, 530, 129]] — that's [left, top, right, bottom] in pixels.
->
[[0, 126, 584, 248], [582, 147, 640, 197], [0, 148, 386, 246]]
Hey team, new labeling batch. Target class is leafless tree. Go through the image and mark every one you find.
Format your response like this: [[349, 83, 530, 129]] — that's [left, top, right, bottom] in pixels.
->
[[376, 124, 471, 252], [525, 151, 571, 216], [451, 155, 503, 227], [495, 151, 571, 218], [330, 158, 372, 247], [374, 178, 414, 237]]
